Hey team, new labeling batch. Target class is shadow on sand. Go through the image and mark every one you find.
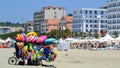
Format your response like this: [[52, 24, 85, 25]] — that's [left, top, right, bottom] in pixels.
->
[[17, 61, 56, 68]]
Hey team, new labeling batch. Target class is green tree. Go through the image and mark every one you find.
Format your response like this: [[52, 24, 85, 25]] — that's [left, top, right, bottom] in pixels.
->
[[87, 31, 92, 38], [83, 32, 86, 38], [113, 31, 119, 38], [93, 32, 99, 39], [68, 13, 73, 16], [79, 32, 83, 39]]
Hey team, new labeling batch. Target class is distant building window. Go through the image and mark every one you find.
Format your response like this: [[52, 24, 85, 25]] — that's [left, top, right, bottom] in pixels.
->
[[28, 24, 31, 26], [74, 11, 76, 14], [90, 20, 92, 23], [80, 11, 82, 13], [101, 11, 104, 14], [94, 20, 98, 23], [85, 10, 88, 14], [86, 20, 88, 23], [101, 20, 104, 23], [48, 8, 50, 10], [89, 11, 92, 14], [59, 8, 61, 10], [86, 25, 88, 27], [54, 16, 57, 18], [54, 12, 57, 14], [53, 8, 56, 10], [29, 28, 31, 30], [94, 11, 97, 14], [90, 16, 92, 17], [86, 29, 88, 32]]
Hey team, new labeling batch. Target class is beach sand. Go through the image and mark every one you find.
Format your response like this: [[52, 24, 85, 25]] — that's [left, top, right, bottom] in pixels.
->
[[0, 48, 120, 68]]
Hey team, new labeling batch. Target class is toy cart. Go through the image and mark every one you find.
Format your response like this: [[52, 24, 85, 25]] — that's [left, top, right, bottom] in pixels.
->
[[8, 52, 43, 65]]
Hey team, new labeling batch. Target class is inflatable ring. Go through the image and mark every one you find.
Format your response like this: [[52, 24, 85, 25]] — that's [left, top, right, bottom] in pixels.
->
[[29, 36, 35, 42], [17, 34, 21, 41], [15, 37, 18, 41], [20, 34, 24, 41], [26, 32, 38, 38], [36, 37, 42, 43], [26, 35, 32, 42], [34, 37, 39, 43], [22, 33, 26, 42], [40, 35, 47, 43], [32, 37, 36, 43]]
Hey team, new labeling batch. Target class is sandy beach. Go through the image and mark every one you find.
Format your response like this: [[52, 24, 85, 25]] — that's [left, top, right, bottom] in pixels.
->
[[0, 48, 120, 68]]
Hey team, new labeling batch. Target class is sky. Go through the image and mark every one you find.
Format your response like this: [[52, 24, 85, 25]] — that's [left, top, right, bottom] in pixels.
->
[[0, 0, 107, 23]]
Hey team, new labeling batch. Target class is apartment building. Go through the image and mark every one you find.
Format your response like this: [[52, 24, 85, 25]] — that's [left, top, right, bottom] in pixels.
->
[[24, 21, 34, 32], [107, 0, 120, 35], [59, 16, 72, 31], [0, 26, 24, 35], [72, 8, 107, 34], [34, 6, 65, 33], [42, 19, 60, 33]]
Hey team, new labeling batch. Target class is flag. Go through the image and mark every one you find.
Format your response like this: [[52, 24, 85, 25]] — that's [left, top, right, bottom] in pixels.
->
[[100, 30, 104, 35]]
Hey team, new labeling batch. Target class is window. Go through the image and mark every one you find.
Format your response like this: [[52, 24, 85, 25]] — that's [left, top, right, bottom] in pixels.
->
[[95, 16, 97, 18], [113, 15, 116, 18], [89, 16, 92, 17], [59, 8, 61, 10], [90, 20, 92, 23], [117, 14, 120, 18], [54, 12, 57, 14], [29, 28, 31, 30], [53, 8, 56, 10], [80, 11, 82, 13], [54, 16, 57, 18], [86, 20, 88, 23], [86, 25, 88, 27], [90, 25, 92, 27], [101, 11, 104, 14], [101, 20, 104, 23], [89, 11, 92, 14], [94, 11, 97, 14], [48, 8, 50, 10], [94, 20, 98, 23], [86, 29, 88, 32], [74, 11, 76, 14], [28, 24, 31, 26], [85, 10, 88, 14]]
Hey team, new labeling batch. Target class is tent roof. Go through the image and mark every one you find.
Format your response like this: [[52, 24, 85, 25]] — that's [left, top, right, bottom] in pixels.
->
[[99, 34, 114, 42], [115, 36, 120, 40], [5, 37, 11, 42]]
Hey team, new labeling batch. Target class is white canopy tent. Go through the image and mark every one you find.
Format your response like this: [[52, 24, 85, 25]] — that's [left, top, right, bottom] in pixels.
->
[[57, 39, 70, 51], [5, 37, 12, 42], [115, 36, 120, 41], [99, 34, 114, 43]]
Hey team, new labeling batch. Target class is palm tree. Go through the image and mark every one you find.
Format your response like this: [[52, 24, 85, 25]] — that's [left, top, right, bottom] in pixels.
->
[[87, 31, 92, 38], [83, 32, 86, 38], [79, 32, 83, 39], [113, 31, 119, 38], [93, 32, 99, 39]]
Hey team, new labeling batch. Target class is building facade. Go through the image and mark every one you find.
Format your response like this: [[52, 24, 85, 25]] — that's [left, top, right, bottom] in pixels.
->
[[0, 26, 24, 35], [0, 27, 11, 34], [24, 21, 34, 32], [72, 8, 107, 34], [59, 16, 72, 31], [42, 19, 60, 33], [34, 6, 65, 33], [107, 0, 120, 35]]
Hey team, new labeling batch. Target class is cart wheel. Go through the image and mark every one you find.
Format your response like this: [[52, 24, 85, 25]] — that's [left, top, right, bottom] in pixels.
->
[[8, 57, 17, 65]]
